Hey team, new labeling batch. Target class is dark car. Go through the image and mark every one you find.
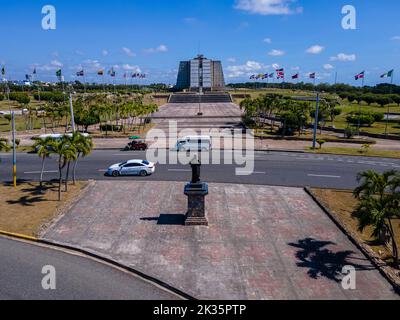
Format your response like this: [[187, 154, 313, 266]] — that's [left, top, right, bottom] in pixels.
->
[[124, 140, 148, 151]]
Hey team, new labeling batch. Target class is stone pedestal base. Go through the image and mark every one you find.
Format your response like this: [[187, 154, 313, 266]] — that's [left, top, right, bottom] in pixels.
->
[[184, 182, 209, 226]]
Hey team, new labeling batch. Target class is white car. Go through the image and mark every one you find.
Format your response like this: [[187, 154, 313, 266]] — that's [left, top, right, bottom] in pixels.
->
[[107, 160, 155, 177], [176, 136, 212, 152]]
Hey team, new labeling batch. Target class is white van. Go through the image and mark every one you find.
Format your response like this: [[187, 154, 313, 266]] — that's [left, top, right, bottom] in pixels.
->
[[176, 136, 212, 152]]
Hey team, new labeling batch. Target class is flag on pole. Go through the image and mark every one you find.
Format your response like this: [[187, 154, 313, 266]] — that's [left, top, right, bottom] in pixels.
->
[[33, 68, 37, 75], [108, 68, 116, 77], [269, 73, 274, 78], [97, 70, 104, 76], [250, 75, 255, 80], [309, 72, 316, 79], [56, 69, 62, 81], [381, 69, 394, 78], [276, 68, 285, 79], [355, 71, 365, 80], [292, 73, 299, 80], [76, 70, 84, 77], [1, 66, 5, 76]]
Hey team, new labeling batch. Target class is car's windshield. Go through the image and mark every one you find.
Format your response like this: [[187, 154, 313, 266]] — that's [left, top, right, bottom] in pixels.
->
[[142, 160, 150, 165]]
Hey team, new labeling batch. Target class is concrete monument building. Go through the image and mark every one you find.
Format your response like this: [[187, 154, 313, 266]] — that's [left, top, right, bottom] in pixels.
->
[[176, 55, 225, 91]]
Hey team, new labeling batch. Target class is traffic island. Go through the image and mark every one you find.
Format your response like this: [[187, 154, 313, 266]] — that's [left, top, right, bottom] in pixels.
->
[[41, 181, 399, 300], [0, 181, 90, 238]]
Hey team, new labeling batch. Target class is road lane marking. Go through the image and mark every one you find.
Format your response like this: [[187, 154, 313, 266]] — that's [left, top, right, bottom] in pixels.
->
[[307, 174, 341, 179], [236, 171, 266, 175], [168, 169, 191, 172], [24, 171, 58, 174]]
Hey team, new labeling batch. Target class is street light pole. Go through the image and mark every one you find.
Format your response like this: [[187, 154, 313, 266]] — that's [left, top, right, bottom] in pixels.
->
[[312, 93, 320, 150], [385, 71, 394, 136], [69, 92, 76, 133], [11, 111, 17, 188]]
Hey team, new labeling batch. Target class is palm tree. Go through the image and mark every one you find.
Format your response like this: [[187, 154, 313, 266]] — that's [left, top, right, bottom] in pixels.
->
[[0, 138, 10, 164], [70, 132, 93, 185], [50, 137, 77, 201], [353, 170, 400, 267], [0, 138, 9, 152], [33, 136, 53, 188]]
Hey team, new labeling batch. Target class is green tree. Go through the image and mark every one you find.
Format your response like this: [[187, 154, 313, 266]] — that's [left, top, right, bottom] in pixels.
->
[[70, 133, 94, 185], [33, 136, 53, 188], [353, 170, 400, 267], [50, 137, 77, 201]]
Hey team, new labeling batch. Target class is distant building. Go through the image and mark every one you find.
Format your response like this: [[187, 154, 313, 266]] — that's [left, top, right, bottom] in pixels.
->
[[176, 54, 225, 91]]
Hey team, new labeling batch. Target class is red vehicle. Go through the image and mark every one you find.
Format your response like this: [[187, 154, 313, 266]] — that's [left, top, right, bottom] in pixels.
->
[[124, 140, 148, 151]]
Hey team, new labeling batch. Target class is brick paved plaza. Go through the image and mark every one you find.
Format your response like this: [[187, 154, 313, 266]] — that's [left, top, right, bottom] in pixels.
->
[[42, 181, 398, 300]]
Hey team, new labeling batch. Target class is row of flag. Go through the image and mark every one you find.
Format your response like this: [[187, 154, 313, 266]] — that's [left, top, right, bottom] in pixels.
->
[[354, 69, 394, 81], [71, 69, 146, 80], [250, 69, 315, 80], [1, 66, 146, 82], [250, 68, 395, 82]]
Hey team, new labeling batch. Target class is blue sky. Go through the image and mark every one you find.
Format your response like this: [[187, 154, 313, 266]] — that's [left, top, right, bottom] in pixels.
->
[[0, 0, 399, 85]]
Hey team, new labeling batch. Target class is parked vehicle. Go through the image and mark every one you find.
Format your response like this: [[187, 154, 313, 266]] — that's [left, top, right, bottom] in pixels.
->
[[124, 140, 148, 151], [106, 159, 155, 177], [176, 136, 211, 152]]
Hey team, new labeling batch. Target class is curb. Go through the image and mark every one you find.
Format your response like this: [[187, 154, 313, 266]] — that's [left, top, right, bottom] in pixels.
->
[[0, 230, 38, 242], [0, 232, 194, 300], [304, 187, 400, 295]]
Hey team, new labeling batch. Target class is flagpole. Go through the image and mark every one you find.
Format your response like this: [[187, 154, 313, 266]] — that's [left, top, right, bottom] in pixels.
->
[[385, 70, 394, 136]]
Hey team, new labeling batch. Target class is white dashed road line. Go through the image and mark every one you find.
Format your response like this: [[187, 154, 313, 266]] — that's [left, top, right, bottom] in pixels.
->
[[307, 174, 341, 179]]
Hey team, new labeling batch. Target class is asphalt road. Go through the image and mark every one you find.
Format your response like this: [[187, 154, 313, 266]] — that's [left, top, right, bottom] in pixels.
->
[[1, 150, 400, 189], [0, 236, 181, 300]]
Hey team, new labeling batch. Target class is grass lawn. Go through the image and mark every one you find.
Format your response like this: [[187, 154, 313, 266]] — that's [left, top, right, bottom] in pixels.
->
[[311, 188, 400, 265], [0, 181, 88, 237], [307, 147, 400, 159], [334, 102, 400, 136]]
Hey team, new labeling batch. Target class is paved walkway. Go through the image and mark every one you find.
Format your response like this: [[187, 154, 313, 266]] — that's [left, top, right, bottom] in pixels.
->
[[42, 181, 398, 300]]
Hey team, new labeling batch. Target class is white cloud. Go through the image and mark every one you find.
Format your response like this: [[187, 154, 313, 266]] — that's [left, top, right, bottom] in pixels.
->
[[268, 49, 285, 56], [291, 66, 300, 71], [122, 64, 141, 72], [75, 50, 84, 56], [36, 60, 63, 72], [272, 63, 280, 69], [50, 60, 63, 68], [226, 60, 269, 78], [391, 36, 400, 41], [122, 47, 136, 57], [235, 0, 303, 16], [306, 45, 324, 54], [102, 50, 109, 56], [263, 37, 272, 44], [323, 64, 334, 70], [144, 44, 168, 53], [227, 57, 237, 63], [330, 53, 356, 62]]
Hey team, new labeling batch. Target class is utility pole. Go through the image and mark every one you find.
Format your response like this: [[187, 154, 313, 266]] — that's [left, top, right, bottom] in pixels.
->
[[69, 92, 76, 132], [312, 93, 320, 150], [11, 112, 17, 188]]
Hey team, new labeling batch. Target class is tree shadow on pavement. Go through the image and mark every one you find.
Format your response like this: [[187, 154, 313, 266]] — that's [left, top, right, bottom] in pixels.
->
[[141, 214, 186, 226], [288, 237, 374, 283]]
